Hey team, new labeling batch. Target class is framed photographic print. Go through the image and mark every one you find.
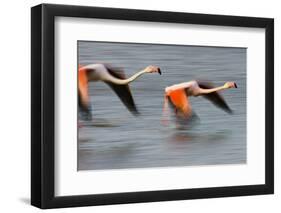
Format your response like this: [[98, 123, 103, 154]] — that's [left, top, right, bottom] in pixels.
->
[[31, 3, 274, 209]]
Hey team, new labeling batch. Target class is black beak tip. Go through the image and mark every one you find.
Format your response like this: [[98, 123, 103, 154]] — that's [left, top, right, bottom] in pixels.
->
[[234, 83, 238, 88], [157, 68, 162, 75]]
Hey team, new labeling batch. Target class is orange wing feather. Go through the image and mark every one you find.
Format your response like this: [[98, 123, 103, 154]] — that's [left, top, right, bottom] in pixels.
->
[[78, 66, 89, 110], [168, 89, 192, 118]]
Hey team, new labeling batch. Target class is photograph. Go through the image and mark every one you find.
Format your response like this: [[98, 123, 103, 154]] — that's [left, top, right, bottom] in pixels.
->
[[30, 3, 273, 209], [77, 41, 246, 171]]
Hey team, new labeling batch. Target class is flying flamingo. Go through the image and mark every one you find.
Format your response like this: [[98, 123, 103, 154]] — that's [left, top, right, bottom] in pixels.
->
[[162, 80, 237, 125], [78, 63, 161, 120]]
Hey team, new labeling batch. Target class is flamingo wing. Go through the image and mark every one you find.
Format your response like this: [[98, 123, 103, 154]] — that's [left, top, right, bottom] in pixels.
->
[[197, 81, 232, 114], [167, 89, 193, 118], [105, 66, 139, 115], [166, 89, 199, 127], [78, 67, 92, 120], [78, 68, 90, 112]]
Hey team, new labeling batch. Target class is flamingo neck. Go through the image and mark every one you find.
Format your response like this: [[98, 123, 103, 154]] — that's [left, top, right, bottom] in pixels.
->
[[106, 69, 147, 85]]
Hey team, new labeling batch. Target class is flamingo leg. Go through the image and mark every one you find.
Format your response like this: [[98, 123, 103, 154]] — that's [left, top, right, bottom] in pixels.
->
[[161, 94, 170, 125]]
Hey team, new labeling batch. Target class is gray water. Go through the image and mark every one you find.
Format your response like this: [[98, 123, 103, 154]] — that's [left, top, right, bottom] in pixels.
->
[[78, 41, 246, 171]]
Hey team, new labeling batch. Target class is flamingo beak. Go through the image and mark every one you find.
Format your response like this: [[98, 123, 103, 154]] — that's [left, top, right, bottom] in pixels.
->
[[234, 83, 238, 88], [157, 68, 162, 75]]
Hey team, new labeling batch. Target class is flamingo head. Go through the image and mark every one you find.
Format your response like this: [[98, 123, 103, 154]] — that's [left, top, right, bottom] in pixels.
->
[[144, 65, 162, 75], [224, 81, 238, 89]]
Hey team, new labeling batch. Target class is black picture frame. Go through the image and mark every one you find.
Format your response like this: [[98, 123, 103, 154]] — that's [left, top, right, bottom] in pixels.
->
[[31, 3, 274, 209]]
